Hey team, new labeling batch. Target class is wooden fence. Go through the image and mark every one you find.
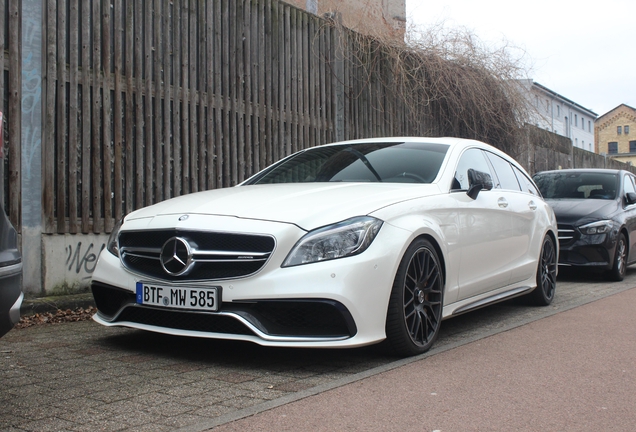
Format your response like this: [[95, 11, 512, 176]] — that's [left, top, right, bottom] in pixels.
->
[[40, 0, 436, 235]]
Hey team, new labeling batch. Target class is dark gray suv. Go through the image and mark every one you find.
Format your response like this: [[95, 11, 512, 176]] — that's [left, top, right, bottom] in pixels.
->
[[0, 111, 22, 337]]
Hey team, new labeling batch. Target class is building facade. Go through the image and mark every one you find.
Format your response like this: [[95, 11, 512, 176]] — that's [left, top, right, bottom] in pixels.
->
[[283, 0, 406, 40], [595, 104, 636, 165], [518, 79, 597, 153]]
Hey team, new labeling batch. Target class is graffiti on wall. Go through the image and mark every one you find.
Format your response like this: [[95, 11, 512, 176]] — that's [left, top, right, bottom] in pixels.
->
[[65, 241, 106, 278]]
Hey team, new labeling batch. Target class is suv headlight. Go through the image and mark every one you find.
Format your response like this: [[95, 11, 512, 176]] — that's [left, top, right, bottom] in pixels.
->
[[107, 217, 125, 256], [579, 220, 613, 235], [282, 216, 383, 267]]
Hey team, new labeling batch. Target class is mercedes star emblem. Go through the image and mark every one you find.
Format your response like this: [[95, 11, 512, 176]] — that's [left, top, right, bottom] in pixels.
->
[[160, 237, 194, 276]]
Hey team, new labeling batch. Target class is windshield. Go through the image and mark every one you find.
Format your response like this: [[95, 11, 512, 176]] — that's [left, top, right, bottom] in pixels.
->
[[244, 142, 449, 185], [533, 171, 619, 200]]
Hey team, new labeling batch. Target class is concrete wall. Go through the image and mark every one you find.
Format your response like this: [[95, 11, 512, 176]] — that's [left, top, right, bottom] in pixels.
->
[[42, 234, 107, 295]]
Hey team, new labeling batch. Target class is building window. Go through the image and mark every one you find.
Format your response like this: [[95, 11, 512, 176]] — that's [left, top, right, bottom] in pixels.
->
[[581, 116, 584, 128], [618, 126, 622, 135], [575, 114, 578, 127], [589, 143, 592, 152], [625, 125, 630, 135], [630, 141, 636, 153], [608, 142, 618, 154], [589, 121, 592, 132], [575, 138, 579, 147], [557, 105, 560, 117]]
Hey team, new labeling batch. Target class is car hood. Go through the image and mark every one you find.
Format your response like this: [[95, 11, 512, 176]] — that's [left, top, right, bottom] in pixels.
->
[[127, 183, 442, 231], [545, 198, 619, 224]]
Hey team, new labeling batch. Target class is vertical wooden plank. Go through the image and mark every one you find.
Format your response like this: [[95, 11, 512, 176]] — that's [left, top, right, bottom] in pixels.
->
[[237, 0, 246, 182], [102, 0, 113, 232], [67, 0, 79, 233], [302, 12, 309, 149], [197, 0, 206, 191], [282, 3, 290, 157], [188, 0, 198, 192], [56, 0, 68, 233], [113, 0, 124, 224], [144, 0, 153, 204], [44, 0, 58, 232], [181, 0, 190, 194], [229, 0, 238, 185], [153, 0, 163, 201], [163, 0, 172, 199], [243, 0, 252, 180], [271, 0, 280, 164], [134, 0, 144, 208], [222, 0, 231, 187], [289, 7, 297, 154], [91, 0, 103, 233], [81, 0, 92, 232], [172, 0, 182, 197], [263, 0, 273, 167], [124, 0, 134, 214], [258, 0, 267, 170], [205, 0, 216, 189], [214, 0, 223, 188]]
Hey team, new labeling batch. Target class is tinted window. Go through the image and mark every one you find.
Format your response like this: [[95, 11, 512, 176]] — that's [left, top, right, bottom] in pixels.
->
[[484, 152, 521, 191], [623, 175, 636, 195], [245, 142, 449, 185], [533, 171, 619, 200], [453, 149, 493, 190]]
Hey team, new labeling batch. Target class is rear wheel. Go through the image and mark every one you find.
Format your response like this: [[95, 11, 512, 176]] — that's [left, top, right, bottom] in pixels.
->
[[527, 235, 557, 306], [386, 238, 444, 357], [607, 233, 627, 281]]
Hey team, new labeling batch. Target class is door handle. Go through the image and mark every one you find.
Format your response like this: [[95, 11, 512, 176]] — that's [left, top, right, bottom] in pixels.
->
[[498, 197, 508, 208], [528, 200, 537, 210]]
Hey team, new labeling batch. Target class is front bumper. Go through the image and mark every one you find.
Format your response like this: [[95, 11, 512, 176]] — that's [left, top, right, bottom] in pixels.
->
[[557, 227, 615, 269], [90, 220, 411, 348]]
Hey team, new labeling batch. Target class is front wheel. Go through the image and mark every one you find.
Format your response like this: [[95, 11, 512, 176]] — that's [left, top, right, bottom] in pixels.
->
[[385, 238, 444, 357], [527, 235, 557, 306], [607, 233, 627, 281]]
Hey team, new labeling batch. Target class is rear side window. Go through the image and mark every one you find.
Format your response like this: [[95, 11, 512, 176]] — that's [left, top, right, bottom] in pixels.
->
[[513, 166, 540, 196], [484, 152, 521, 191]]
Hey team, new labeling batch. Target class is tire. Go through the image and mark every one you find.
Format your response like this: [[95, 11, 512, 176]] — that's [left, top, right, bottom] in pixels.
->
[[527, 235, 557, 306], [385, 238, 444, 357], [607, 233, 627, 282]]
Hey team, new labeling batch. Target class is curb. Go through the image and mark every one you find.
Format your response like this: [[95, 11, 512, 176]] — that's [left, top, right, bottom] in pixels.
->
[[20, 293, 95, 316]]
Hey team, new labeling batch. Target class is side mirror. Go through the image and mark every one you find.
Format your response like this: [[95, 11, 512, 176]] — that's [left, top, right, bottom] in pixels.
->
[[626, 192, 636, 205], [467, 168, 493, 200]]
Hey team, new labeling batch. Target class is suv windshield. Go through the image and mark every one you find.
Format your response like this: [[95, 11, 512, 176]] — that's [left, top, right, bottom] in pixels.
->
[[244, 142, 449, 185], [533, 171, 619, 200]]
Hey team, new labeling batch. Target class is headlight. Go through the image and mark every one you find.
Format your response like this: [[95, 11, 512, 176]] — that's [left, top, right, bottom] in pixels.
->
[[282, 216, 383, 267], [107, 217, 125, 256], [579, 220, 612, 235]]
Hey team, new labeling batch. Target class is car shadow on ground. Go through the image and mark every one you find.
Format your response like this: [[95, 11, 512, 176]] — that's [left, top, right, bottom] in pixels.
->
[[556, 265, 636, 282]]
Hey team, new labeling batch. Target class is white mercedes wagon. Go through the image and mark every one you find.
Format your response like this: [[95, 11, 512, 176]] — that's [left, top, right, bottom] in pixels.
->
[[91, 137, 558, 356]]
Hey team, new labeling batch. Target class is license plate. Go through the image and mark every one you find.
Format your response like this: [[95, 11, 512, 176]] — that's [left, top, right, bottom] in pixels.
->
[[136, 282, 220, 311]]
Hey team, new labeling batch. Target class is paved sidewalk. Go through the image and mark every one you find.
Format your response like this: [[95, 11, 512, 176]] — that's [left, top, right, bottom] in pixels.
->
[[211, 287, 636, 431]]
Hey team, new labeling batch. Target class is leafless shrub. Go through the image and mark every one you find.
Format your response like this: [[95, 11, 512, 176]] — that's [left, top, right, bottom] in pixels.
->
[[322, 18, 541, 159]]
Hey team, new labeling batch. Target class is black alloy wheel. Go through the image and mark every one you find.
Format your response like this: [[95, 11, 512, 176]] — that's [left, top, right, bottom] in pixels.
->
[[527, 235, 557, 306], [607, 233, 627, 281], [386, 238, 444, 356]]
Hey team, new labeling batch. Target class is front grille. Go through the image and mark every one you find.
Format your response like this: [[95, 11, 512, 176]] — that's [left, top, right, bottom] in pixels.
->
[[557, 224, 578, 247], [118, 229, 275, 281]]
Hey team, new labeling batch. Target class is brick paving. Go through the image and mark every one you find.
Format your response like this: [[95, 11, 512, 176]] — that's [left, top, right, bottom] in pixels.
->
[[1, 268, 634, 431]]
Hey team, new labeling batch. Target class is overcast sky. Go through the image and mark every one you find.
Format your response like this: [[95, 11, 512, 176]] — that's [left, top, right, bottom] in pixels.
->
[[405, 0, 635, 117]]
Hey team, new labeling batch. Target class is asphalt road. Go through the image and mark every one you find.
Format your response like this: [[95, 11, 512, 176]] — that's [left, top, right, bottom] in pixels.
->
[[1, 268, 635, 431]]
